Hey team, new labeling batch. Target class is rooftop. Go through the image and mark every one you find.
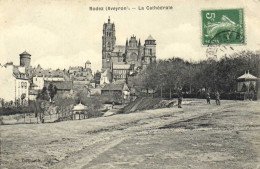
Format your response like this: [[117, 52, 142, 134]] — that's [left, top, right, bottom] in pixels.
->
[[146, 35, 155, 41], [102, 81, 127, 91], [20, 51, 31, 56], [73, 103, 87, 111], [237, 71, 257, 80], [113, 64, 131, 70], [44, 81, 73, 90]]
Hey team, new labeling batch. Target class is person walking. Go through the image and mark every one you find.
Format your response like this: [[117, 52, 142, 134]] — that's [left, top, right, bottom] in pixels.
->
[[206, 92, 211, 104], [215, 91, 220, 105], [178, 88, 183, 108], [112, 101, 115, 109]]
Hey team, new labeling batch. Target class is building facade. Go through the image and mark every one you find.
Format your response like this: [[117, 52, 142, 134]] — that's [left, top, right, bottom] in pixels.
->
[[20, 51, 31, 68], [102, 17, 156, 72], [68, 61, 93, 81], [111, 64, 132, 81], [101, 80, 130, 104], [0, 63, 30, 105]]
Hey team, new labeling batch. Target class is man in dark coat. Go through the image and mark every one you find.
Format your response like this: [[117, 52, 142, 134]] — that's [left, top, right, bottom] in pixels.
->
[[215, 91, 220, 105], [206, 92, 211, 104], [178, 89, 183, 108]]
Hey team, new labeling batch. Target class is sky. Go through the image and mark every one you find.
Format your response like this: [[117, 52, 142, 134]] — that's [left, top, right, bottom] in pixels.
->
[[0, 0, 260, 73]]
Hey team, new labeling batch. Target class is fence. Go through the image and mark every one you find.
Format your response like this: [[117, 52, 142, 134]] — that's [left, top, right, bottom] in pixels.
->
[[139, 90, 257, 100], [0, 113, 61, 125]]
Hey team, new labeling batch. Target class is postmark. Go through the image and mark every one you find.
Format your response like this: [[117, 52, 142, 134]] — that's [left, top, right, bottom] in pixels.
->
[[206, 30, 239, 58], [202, 8, 245, 46]]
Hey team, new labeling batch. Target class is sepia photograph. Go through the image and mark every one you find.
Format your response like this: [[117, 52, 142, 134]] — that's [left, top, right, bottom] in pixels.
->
[[0, 0, 260, 168]]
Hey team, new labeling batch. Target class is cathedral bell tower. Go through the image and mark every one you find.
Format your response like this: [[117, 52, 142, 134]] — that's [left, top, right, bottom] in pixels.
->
[[143, 35, 156, 65], [102, 16, 116, 70]]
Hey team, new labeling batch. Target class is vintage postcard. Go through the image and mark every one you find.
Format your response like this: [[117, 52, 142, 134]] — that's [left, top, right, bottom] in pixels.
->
[[0, 0, 260, 168]]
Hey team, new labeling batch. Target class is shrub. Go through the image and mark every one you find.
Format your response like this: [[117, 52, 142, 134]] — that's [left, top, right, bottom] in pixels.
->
[[0, 106, 35, 116]]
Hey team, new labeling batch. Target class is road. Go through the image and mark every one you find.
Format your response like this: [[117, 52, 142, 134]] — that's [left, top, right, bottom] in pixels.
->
[[1, 99, 260, 169]]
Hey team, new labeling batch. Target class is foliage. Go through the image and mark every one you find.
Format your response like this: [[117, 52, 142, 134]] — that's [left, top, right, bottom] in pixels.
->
[[100, 92, 123, 104], [36, 84, 58, 102], [76, 89, 103, 114], [37, 87, 50, 101], [54, 93, 75, 119], [135, 50, 260, 96], [0, 105, 35, 116], [48, 83, 58, 102]]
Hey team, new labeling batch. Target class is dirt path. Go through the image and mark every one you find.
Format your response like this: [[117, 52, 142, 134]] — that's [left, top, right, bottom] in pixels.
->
[[1, 100, 259, 169]]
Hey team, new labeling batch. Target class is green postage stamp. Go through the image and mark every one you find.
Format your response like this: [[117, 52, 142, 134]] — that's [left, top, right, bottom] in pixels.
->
[[202, 8, 245, 46]]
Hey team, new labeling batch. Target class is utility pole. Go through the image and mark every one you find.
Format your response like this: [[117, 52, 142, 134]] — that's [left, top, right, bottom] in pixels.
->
[[161, 87, 162, 98], [189, 58, 192, 94]]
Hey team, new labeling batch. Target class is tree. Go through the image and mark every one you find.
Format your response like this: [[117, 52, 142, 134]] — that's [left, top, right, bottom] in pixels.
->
[[37, 87, 49, 101], [55, 93, 75, 120], [21, 93, 26, 106], [48, 83, 58, 102], [80, 95, 103, 117], [129, 50, 259, 98]]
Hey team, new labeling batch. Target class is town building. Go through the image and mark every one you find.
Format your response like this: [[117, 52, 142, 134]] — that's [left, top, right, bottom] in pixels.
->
[[0, 63, 30, 105], [101, 80, 130, 104], [94, 71, 101, 86], [100, 69, 111, 86], [73, 81, 90, 91], [29, 64, 69, 100], [85, 60, 91, 69], [68, 61, 93, 81], [44, 81, 73, 95], [68, 61, 93, 91], [32, 76, 65, 91], [111, 64, 133, 81]]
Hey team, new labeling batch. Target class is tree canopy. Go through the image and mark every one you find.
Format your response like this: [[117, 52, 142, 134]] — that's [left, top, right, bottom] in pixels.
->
[[134, 50, 260, 94]]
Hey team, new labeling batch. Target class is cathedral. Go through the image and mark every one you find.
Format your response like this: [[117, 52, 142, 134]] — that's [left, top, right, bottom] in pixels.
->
[[102, 17, 156, 74]]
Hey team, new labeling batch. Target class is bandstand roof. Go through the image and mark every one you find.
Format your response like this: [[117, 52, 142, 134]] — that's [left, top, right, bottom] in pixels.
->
[[237, 72, 257, 81], [73, 103, 87, 111]]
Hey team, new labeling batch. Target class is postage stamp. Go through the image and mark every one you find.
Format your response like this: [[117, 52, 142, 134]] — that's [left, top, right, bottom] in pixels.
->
[[201, 8, 245, 46]]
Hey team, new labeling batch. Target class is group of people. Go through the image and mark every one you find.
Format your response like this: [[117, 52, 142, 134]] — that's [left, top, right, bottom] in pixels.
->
[[177, 89, 221, 108], [206, 91, 220, 105]]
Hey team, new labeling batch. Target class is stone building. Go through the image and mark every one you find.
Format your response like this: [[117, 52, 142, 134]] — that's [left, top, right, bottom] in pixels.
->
[[44, 81, 73, 95], [101, 80, 130, 104], [111, 64, 132, 82], [20, 51, 31, 68], [85, 60, 91, 69], [101, 17, 156, 82], [0, 51, 34, 104], [68, 61, 93, 81], [0, 63, 30, 105]]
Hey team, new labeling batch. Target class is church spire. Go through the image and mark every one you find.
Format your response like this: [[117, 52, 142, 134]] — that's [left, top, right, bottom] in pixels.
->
[[138, 38, 141, 46], [108, 16, 110, 23]]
